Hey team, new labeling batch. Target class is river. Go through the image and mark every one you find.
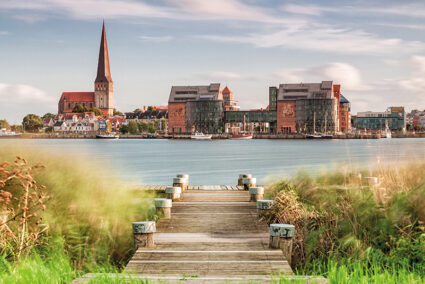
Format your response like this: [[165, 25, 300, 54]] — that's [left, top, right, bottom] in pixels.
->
[[1, 138, 424, 185]]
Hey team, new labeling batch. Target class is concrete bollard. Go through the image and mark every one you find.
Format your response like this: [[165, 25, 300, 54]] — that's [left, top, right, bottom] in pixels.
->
[[242, 177, 256, 190], [364, 177, 378, 185], [133, 221, 156, 249], [173, 177, 188, 191], [165, 186, 181, 201], [257, 199, 273, 217], [249, 187, 264, 202], [238, 174, 252, 186], [154, 198, 172, 219], [269, 224, 295, 265]]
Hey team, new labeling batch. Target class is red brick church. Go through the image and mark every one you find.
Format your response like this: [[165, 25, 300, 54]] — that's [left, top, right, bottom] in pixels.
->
[[58, 21, 114, 116]]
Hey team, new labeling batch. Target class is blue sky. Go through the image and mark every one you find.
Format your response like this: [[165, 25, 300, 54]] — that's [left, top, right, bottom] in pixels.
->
[[1, 0, 425, 123]]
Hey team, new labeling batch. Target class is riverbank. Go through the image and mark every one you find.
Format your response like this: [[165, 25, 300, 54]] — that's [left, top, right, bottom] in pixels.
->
[[5, 132, 425, 139]]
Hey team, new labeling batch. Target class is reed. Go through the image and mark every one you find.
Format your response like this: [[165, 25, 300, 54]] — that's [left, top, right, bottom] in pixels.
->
[[264, 162, 425, 280]]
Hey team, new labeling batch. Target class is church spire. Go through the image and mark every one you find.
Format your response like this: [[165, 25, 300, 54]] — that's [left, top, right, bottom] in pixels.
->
[[95, 20, 112, 83]]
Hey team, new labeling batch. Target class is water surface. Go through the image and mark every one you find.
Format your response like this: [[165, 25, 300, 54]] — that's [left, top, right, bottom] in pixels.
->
[[1, 138, 424, 185]]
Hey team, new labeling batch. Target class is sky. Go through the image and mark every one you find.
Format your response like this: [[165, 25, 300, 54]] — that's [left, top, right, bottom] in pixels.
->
[[1, 0, 425, 124]]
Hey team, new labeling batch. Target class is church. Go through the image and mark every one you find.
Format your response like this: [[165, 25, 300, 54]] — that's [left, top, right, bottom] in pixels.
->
[[58, 21, 114, 116]]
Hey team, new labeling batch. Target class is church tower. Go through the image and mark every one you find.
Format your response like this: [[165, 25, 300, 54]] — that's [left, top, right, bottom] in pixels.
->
[[94, 21, 113, 116]]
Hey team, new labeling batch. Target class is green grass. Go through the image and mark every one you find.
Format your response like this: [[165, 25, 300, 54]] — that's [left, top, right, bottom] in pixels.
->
[[0, 146, 157, 282]]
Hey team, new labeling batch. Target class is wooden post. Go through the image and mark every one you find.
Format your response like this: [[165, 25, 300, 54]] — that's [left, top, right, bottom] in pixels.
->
[[173, 177, 188, 191], [238, 174, 252, 186], [269, 224, 295, 266], [165, 186, 181, 201], [363, 177, 378, 186], [257, 199, 273, 217], [133, 221, 156, 249], [242, 177, 256, 190], [249, 187, 264, 201], [154, 198, 172, 219]]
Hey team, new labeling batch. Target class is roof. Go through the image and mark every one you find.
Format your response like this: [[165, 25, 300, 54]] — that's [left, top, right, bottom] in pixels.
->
[[168, 83, 222, 103], [95, 21, 112, 83], [277, 81, 334, 101], [222, 86, 232, 94], [340, 95, 349, 104], [59, 92, 95, 103]]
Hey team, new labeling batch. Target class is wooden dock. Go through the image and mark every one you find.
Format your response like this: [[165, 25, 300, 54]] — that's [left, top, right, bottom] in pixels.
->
[[134, 185, 245, 191], [125, 188, 292, 283]]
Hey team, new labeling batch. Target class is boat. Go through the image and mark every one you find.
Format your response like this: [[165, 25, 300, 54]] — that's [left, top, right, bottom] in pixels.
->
[[96, 133, 119, 139], [0, 128, 22, 138], [190, 132, 212, 140], [230, 133, 253, 140], [306, 134, 323, 139]]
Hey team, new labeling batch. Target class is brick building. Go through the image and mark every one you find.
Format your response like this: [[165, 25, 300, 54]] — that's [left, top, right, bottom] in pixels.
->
[[270, 81, 344, 134], [58, 21, 114, 116], [168, 83, 224, 134]]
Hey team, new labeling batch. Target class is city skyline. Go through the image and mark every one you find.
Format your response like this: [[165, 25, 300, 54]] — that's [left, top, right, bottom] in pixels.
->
[[1, 0, 425, 123]]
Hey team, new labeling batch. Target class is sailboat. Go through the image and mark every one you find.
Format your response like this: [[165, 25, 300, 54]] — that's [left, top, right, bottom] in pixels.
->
[[306, 112, 322, 139]]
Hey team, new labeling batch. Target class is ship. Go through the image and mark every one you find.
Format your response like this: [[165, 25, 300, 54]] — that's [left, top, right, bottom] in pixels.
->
[[190, 132, 212, 140]]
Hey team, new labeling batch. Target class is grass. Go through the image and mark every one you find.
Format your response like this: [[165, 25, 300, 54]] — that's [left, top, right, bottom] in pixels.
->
[[0, 146, 157, 282], [264, 162, 425, 283]]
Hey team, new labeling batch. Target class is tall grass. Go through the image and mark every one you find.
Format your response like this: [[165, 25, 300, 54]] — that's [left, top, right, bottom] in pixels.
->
[[264, 162, 425, 280], [0, 145, 156, 281]]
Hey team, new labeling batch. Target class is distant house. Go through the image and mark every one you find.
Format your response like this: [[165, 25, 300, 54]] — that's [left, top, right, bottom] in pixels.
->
[[43, 118, 55, 128]]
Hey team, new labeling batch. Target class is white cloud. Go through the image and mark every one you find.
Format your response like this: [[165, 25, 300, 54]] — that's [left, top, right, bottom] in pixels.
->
[[273, 62, 369, 91], [0, 83, 55, 105], [0, 31, 9, 35], [194, 71, 257, 82], [200, 25, 425, 54], [139, 35, 173, 43], [281, 4, 337, 16]]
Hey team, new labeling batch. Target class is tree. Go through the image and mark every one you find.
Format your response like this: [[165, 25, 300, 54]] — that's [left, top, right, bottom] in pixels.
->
[[106, 121, 112, 133], [11, 125, 22, 132], [72, 104, 88, 113], [148, 122, 156, 134], [147, 106, 154, 111], [113, 109, 123, 116], [90, 107, 103, 116], [128, 121, 139, 134], [120, 124, 129, 134], [406, 124, 412, 131], [133, 108, 142, 113], [45, 126, 54, 133], [414, 125, 421, 131], [22, 114, 43, 133], [138, 121, 148, 133], [42, 113, 55, 119], [0, 119, 10, 130]]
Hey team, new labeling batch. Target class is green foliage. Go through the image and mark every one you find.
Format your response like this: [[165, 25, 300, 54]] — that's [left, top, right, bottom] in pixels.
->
[[90, 107, 103, 116], [113, 109, 123, 116], [10, 125, 22, 132], [0, 119, 10, 130], [138, 121, 148, 133], [120, 124, 129, 134], [128, 121, 139, 135], [22, 114, 43, 133], [42, 113, 55, 119], [148, 123, 156, 134], [267, 163, 425, 280], [0, 147, 156, 273], [45, 126, 54, 133], [72, 104, 88, 113], [106, 121, 112, 132]]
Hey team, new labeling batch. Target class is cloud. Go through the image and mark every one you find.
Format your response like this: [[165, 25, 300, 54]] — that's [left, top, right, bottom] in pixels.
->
[[194, 71, 258, 82], [200, 24, 425, 55], [0, 31, 9, 35], [273, 62, 369, 91], [0, 83, 55, 105], [139, 35, 173, 43], [281, 4, 337, 16]]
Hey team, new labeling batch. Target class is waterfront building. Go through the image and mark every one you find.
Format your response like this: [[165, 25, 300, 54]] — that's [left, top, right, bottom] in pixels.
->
[[353, 107, 406, 131], [406, 110, 425, 130], [168, 83, 224, 134], [339, 95, 351, 133], [125, 108, 168, 132], [58, 21, 114, 116], [270, 81, 341, 134]]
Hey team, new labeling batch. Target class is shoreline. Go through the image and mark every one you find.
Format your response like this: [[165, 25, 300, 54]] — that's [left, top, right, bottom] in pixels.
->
[[2, 133, 425, 139]]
